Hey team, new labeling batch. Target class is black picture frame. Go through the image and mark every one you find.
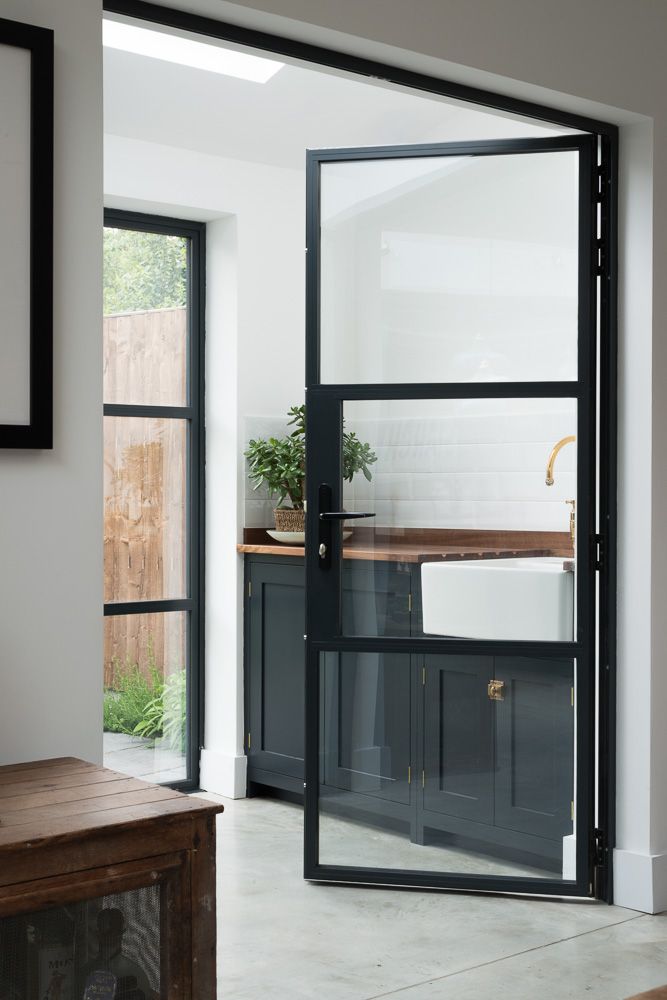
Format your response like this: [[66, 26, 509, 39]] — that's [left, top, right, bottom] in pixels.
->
[[0, 17, 53, 449]]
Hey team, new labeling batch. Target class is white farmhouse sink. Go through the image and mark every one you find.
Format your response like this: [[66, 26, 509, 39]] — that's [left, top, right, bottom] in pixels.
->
[[421, 557, 574, 642]]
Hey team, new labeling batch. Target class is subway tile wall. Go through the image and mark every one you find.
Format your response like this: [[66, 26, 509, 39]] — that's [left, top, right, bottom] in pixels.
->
[[243, 401, 577, 533]]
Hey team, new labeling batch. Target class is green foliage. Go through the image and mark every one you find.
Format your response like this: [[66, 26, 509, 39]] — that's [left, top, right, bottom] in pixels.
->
[[244, 404, 377, 509], [104, 637, 187, 753], [134, 668, 187, 754], [103, 657, 163, 737], [104, 227, 187, 315]]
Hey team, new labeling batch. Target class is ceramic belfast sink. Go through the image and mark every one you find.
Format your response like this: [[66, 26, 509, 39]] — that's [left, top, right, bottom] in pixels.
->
[[420, 557, 574, 642]]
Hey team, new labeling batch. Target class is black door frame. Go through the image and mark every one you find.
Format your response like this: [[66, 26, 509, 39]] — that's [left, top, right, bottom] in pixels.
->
[[103, 208, 206, 792], [306, 135, 597, 898], [103, 0, 617, 900]]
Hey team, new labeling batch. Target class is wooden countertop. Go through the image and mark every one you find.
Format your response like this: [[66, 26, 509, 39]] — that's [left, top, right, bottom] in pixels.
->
[[0, 757, 224, 854], [238, 528, 573, 564]]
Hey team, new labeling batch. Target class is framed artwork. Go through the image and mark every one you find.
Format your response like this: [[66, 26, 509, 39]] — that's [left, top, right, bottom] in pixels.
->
[[0, 17, 53, 448]]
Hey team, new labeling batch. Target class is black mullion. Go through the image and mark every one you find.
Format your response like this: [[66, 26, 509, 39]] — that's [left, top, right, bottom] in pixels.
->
[[311, 135, 593, 163], [104, 404, 194, 420], [105, 207, 204, 241], [307, 383, 580, 401], [596, 131, 618, 903], [104, 599, 194, 616], [308, 866, 588, 897], [310, 637, 581, 658]]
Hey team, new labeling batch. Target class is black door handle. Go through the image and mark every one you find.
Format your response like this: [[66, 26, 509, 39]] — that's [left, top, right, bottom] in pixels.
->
[[319, 511, 376, 520]]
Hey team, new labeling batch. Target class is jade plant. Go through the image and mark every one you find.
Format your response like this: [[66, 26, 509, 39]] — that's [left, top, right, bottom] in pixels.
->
[[244, 404, 377, 510]]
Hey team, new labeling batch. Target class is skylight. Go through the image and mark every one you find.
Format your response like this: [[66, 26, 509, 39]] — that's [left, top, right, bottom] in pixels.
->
[[103, 20, 285, 83]]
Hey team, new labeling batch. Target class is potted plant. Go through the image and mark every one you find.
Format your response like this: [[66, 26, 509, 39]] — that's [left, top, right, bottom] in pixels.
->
[[244, 404, 377, 538]]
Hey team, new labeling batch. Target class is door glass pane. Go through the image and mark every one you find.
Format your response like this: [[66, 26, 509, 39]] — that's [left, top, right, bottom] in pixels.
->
[[340, 397, 577, 640], [104, 417, 188, 602], [320, 151, 578, 384], [103, 611, 188, 783], [103, 227, 188, 406], [318, 652, 576, 881]]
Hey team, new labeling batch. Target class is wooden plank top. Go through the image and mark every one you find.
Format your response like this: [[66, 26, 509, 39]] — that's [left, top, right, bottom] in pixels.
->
[[238, 527, 574, 564], [237, 540, 554, 563], [0, 758, 224, 852]]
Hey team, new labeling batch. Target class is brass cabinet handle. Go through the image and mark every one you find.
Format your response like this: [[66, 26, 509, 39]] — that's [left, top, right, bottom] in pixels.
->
[[488, 679, 505, 701]]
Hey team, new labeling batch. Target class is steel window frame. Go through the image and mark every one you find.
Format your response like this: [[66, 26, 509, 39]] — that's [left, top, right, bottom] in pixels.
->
[[103, 208, 206, 792], [102, 0, 618, 901]]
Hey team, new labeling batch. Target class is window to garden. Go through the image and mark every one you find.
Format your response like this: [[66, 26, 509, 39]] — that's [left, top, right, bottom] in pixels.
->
[[103, 209, 204, 789]]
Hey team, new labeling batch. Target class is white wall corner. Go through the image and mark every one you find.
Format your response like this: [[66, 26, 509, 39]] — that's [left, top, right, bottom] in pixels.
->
[[200, 749, 247, 798], [614, 848, 667, 913]]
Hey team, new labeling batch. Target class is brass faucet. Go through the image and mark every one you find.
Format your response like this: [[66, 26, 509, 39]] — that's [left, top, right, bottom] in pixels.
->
[[545, 435, 576, 544], [545, 435, 576, 486]]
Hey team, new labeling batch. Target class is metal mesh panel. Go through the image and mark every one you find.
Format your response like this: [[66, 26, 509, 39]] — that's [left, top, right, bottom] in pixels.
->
[[0, 884, 162, 999]]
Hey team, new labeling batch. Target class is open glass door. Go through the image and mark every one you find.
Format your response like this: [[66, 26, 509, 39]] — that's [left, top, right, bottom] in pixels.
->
[[304, 136, 598, 895]]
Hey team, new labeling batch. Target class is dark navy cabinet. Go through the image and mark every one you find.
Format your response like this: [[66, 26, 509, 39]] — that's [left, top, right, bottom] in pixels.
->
[[243, 553, 574, 870]]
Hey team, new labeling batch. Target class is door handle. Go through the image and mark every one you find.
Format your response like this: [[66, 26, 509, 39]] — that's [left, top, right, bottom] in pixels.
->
[[319, 511, 376, 520], [318, 484, 376, 569]]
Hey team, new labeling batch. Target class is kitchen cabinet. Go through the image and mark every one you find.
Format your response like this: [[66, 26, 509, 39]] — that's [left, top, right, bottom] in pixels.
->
[[243, 552, 574, 870]]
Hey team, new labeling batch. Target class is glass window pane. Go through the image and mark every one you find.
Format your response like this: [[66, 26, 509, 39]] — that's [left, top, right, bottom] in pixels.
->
[[320, 151, 578, 384], [319, 652, 576, 881], [103, 611, 188, 784], [339, 397, 577, 640], [104, 417, 187, 602], [103, 227, 188, 405]]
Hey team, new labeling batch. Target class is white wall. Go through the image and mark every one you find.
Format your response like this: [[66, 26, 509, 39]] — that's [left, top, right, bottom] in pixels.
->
[[105, 134, 305, 795], [141, 0, 665, 911], [0, 0, 103, 766]]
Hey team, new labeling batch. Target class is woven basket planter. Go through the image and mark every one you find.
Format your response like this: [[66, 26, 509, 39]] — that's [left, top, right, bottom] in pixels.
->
[[273, 507, 305, 532]]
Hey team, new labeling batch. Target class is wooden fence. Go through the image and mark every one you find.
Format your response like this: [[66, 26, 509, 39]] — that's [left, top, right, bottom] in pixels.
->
[[103, 308, 187, 688]]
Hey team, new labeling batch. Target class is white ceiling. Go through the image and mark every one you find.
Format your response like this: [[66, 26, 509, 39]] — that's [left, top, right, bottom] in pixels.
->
[[103, 25, 566, 171]]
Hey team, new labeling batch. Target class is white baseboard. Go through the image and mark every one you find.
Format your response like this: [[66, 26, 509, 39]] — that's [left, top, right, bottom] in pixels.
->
[[614, 848, 667, 913], [199, 749, 247, 798]]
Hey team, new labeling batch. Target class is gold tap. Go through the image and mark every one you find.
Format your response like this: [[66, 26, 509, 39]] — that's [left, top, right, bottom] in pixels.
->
[[545, 435, 576, 486], [545, 435, 577, 546], [565, 499, 576, 544]]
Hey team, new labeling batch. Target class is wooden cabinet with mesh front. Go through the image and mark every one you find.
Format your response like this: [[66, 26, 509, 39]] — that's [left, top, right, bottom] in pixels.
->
[[0, 757, 223, 999]]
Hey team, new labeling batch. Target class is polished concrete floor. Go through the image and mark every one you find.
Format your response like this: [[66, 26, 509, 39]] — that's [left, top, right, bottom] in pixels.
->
[[204, 793, 667, 1000]]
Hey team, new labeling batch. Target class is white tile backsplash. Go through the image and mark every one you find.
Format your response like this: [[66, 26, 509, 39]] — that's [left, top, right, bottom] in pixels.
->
[[244, 404, 577, 532]]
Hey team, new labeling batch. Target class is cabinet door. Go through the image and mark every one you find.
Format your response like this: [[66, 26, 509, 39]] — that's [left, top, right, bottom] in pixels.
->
[[247, 559, 305, 779], [493, 657, 574, 841], [321, 651, 411, 806], [423, 656, 494, 824], [342, 559, 411, 637], [320, 562, 412, 806]]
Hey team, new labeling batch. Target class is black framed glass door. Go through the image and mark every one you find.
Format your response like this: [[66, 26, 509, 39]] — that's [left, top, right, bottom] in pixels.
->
[[305, 136, 599, 896]]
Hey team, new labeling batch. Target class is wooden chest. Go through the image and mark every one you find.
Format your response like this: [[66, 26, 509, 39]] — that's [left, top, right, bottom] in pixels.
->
[[0, 757, 224, 999]]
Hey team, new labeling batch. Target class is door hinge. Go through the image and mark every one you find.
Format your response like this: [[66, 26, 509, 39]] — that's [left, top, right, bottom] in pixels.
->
[[571, 800, 575, 822], [422, 666, 426, 686], [571, 686, 575, 708], [247, 732, 251, 750], [595, 533, 605, 571], [248, 580, 252, 598], [408, 593, 413, 613], [596, 165, 607, 203], [422, 770, 425, 788], [592, 827, 609, 899], [594, 238, 606, 277], [408, 765, 411, 785], [593, 827, 607, 865]]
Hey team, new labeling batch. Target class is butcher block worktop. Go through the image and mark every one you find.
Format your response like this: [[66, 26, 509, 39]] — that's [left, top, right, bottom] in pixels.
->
[[237, 527, 573, 564]]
